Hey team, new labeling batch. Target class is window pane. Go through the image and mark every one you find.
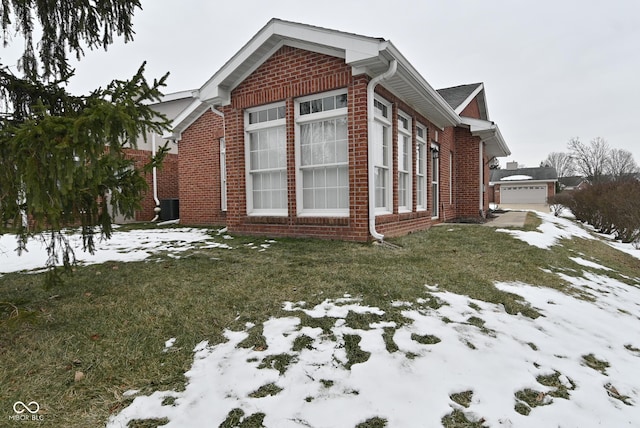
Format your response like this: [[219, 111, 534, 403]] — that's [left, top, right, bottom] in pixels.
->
[[278, 106, 286, 119], [258, 109, 268, 123], [311, 99, 323, 113], [300, 101, 311, 116], [336, 93, 348, 108], [323, 96, 335, 111]]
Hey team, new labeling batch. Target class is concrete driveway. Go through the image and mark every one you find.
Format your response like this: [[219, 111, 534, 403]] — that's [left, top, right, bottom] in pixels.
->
[[494, 203, 550, 213], [484, 204, 550, 228]]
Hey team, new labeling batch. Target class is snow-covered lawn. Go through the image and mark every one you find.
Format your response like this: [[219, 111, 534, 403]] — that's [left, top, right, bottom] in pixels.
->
[[0, 227, 232, 274], [2, 214, 639, 427]]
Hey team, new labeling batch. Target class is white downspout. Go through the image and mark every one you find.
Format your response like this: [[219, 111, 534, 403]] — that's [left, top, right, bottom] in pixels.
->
[[151, 133, 161, 221], [479, 141, 484, 216], [367, 59, 398, 242]]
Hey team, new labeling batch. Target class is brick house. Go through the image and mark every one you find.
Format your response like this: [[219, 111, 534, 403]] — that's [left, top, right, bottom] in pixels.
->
[[489, 162, 558, 205], [167, 19, 510, 241], [114, 91, 193, 222]]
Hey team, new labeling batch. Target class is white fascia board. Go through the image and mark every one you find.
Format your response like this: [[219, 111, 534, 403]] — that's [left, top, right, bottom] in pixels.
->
[[198, 19, 382, 104], [164, 99, 208, 141], [454, 83, 484, 115], [461, 117, 511, 157], [383, 42, 461, 127], [491, 179, 557, 185]]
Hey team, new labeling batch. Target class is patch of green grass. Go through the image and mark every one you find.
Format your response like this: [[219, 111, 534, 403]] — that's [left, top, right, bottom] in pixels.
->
[[536, 371, 575, 399], [382, 327, 399, 353], [219, 408, 265, 428], [450, 390, 473, 408], [292, 334, 315, 352], [345, 311, 384, 330], [355, 416, 388, 427], [248, 383, 282, 398], [238, 324, 268, 351], [624, 344, 640, 355], [343, 334, 371, 369], [515, 388, 551, 410], [441, 409, 485, 427], [128, 418, 169, 428], [514, 402, 530, 416], [582, 353, 609, 374], [411, 333, 441, 345], [257, 354, 295, 375], [320, 379, 334, 388]]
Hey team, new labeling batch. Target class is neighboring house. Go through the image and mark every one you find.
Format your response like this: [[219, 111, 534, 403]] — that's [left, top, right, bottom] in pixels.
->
[[166, 19, 510, 241], [114, 91, 194, 223], [558, 176, 588, 192], [489, 162, 558, 205]]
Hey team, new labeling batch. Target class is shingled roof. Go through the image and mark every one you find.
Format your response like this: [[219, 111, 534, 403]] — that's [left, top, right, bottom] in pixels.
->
[[490, 166, 558, 182], [437, 83, 483, 110]]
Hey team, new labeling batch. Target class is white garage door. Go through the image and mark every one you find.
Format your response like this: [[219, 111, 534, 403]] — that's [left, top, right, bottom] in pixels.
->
[[500, 184, 547, 204]]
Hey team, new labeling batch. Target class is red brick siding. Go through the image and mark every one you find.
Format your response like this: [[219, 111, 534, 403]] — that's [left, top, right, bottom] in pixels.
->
[[124, 149, 178, 221], [178, 45, 487, 239], [459, 97, 481, 119], [453, 127, 485, 218], [178, 109, 226, 225]]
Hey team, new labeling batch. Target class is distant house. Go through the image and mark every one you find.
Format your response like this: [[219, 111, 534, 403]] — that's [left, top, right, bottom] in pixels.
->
[[114, 91, 193, 223], [166, 19, 511, 241], [558, 176, 588, 192], [490, 162, 558, 205]]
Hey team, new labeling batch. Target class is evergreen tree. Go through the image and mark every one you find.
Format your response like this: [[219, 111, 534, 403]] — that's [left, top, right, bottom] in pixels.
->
[[0, 1, 170, 285]]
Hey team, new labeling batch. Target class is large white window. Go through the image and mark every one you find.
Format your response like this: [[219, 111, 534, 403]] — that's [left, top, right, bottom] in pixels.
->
[[245, 103, 287, 216], [416, 125, 427, 211], [373, 97, 392, 214], [296, 90, 349, 216], [431, 143, 440, 218], [397, 111, 412, 212]]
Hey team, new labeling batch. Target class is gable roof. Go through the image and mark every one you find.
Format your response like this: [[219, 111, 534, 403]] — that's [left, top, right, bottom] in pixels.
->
[[490, 167, 558, 183], [437, 83, 488, 119], [168, 18, 461, 140]]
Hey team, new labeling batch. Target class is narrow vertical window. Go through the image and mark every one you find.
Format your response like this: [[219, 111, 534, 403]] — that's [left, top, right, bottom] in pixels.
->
[[416, 125, 427, 210], [431, 144, 440, 218], [373, 97, 392, 213], [296, 90, 349, 216], [245, 103, 287, 215], [220, 138, 227, 211], [397, 111, 412, 212], [449, 150, 453, 204]]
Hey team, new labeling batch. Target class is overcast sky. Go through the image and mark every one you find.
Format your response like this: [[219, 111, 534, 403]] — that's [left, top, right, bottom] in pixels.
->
[[6, 0, 640, 167]]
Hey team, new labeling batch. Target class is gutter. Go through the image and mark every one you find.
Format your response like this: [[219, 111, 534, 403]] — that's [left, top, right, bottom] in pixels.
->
[[367, 59, 398, 242]]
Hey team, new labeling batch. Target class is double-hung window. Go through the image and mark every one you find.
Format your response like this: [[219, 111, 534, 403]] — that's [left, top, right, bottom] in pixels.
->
[[373, 97, 392, 213], [416, 125, 427, 211], [296, 90, 349, 216], [245, 103, 287, 216], [397, 112, 412, 212], [431, 143, 440, 218]]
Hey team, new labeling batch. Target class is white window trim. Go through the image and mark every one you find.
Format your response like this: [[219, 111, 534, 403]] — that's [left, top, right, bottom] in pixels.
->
[[431, 143, 440, 219], [374, 95, 392, 215], [416, 124, 427, 211], [295, 89, 349, 217], [397, 111, 412, 213], [245, 102, 288, 217]]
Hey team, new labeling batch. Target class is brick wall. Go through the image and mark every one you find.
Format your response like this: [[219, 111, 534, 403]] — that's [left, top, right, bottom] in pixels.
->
[[178, 109, 226, 225], [178, 45, 488, 239], [453, 127, 484, 219], [459, 98, 481, 119], [123, 148, 179, 221]]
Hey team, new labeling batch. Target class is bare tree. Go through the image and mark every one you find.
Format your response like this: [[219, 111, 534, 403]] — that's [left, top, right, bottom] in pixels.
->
[[606, 148, 639, 180], [568, 137, 610, 183], [543, 152, 575, 178]]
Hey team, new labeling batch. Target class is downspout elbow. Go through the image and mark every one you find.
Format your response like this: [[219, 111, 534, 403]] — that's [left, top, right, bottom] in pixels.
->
[[367, 59, 397, 242]]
